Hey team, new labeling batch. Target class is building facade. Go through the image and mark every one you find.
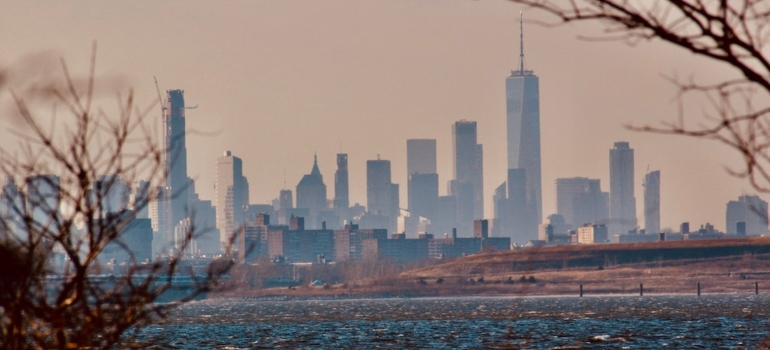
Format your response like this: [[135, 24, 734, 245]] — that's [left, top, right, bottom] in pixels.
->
[[163, 90, 190, 244], [506, 19, 542, 239], [333, 153, 349, 210], [366, 158, 399, 233], [555, 177, 608, 228], [609, 142, 637, 235], [215, 151, 249, 253], [452, 120, 484, 235], [644, 170, 661, 235], [406, 139, 439, 223], [726, 194, 768, 236], [296, 155, 327, 229]]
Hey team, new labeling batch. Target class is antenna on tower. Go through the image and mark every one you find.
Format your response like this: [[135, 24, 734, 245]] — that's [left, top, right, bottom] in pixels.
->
[[519, 11, 525, 72]]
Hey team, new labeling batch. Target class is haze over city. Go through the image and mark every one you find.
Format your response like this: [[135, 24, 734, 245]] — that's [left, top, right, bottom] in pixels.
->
[[0, 0, 755, 232]]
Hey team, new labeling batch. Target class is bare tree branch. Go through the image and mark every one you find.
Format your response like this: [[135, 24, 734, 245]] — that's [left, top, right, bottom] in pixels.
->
[[513, 0, 770, 191], [0, 47, 233, 349]]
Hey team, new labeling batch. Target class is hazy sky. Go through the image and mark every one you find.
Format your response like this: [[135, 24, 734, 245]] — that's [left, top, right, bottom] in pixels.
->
[[0, 1, 758, 231]]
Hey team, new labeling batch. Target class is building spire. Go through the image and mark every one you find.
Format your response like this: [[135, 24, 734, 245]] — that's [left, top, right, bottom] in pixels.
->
[[519, 11, 525, 72], [311, 153, 321, 176]]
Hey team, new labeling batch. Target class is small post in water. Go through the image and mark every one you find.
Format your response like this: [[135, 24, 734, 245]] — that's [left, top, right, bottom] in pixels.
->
[[756, 282, 759, 295], [640, 283, 643, 296], [579, 284, 583, 297], [697, 282, 700, 296]]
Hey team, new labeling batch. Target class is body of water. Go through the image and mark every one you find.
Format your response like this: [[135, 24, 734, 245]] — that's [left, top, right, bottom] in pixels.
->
[[130, 294, 770, 349]]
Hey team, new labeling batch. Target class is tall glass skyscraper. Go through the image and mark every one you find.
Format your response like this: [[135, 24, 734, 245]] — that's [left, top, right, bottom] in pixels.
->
[[216, 151, 249, 252], [609, 142, 637, 235], [643, 170, 660, 235], [452, 121, 483, 235], [163, 90, 189, 246], [334, 153, 349, 210], [505, 15, 541, 240], [407, 139, 438, 222]]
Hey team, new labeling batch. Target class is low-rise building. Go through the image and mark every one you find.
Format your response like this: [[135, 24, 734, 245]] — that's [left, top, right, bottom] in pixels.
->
[[334, 223, 387, 261], [577, 224, 608, 244]]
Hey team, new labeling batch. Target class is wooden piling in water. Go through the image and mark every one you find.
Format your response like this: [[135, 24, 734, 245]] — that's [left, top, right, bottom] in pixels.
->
[[756, 282, 759, 295], [640, 283, 643, 296], [697, 282, 700, 296], [579, 284, 583, 297]]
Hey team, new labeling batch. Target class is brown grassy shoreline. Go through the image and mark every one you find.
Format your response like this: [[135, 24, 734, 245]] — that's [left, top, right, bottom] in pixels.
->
[[214, 256, 770, 299], [213, 237, 770, 299]]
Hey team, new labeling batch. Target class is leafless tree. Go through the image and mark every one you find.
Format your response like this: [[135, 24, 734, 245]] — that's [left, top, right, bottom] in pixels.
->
[[512, 0, 770, 191], [0, 47, 233, 349]]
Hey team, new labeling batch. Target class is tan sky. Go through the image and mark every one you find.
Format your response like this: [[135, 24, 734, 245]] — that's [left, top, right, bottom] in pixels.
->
[[0, 0, 758, 231]]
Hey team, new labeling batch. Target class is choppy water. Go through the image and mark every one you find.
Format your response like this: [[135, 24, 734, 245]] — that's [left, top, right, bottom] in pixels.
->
[[130, 295, 770, 349]]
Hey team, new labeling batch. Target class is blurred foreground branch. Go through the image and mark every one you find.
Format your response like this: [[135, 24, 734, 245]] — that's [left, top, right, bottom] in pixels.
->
[[0, 48, 233, 349]]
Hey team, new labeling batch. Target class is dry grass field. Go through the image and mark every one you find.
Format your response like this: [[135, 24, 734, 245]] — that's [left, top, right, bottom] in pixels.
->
[[216, 237, 770, 298]]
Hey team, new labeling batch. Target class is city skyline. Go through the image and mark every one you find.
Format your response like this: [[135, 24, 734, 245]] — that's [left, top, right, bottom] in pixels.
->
[[0, 1, 758, 232]]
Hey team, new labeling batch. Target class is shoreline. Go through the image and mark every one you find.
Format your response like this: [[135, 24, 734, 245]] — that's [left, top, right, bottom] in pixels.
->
[[208, 290, 770, 302]]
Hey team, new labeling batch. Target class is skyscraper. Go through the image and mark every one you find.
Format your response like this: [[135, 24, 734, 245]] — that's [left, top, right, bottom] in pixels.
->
[[148, 185, 170, 254], [296, 154, 327, 229], [555, 177, 608, 228], [163, 90, 190, 240], [452, 120, 484, 234], [367, 157, 399, 233], [609, 142, 637, 235], [407, 139, 437, 175], [507, 168, 531, 244], [92, 174, 130, 216], [215, 150, 249, 252], [491, 182, 508, 237], [643, 170, 661, 235], [726, 194, 768, 236], [278, 189, 293, 210], [408, 173, 438, 221], [406, 139, 438, 222], [506, 15, 542, 234], [334, 153, 349, 210], [25, 175, 61, 235]]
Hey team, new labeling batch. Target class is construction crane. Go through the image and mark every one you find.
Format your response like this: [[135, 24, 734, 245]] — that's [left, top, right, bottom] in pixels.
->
[[154, 76, 166, 116]]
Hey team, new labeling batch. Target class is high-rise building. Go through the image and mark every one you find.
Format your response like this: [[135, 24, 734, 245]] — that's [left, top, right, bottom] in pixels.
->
[[726, 194, 768, 236], [334, 153, 349, 210], [492, 182, 508, 237], [366, 157, 399, 233], [25, 175, 61, 230], [609, 142, 637, 235], [296, 154, 327, 229], [215, 151, 249, 252], [278, 189, 293, 210], [192, 199, 219, 256], [452, 120, 484, 234], [130, 180, 150, 219], [507, 168, 533, 244], [555, 177, 608, 228], [644, 170, 661, 235], [506, 15, 542, 234], [163, 90, 190, 242], [408, 173, 438, 221], [92, 174, 130, 216], [406, 139, 438, 222], [407, 139, 437, 175], [367, 158, 392, 216], [148, 185, 170, 254]]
